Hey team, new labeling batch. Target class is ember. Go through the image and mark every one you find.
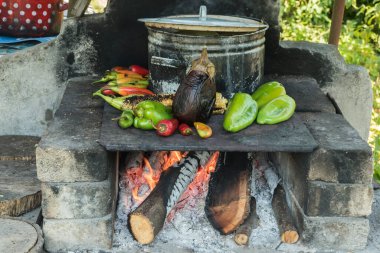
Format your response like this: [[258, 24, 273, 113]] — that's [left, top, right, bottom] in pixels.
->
[[122, 151, 218, 211]]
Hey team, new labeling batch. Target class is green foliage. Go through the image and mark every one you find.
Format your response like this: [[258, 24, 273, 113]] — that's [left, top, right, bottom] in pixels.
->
[[281, 0, 380, 183]]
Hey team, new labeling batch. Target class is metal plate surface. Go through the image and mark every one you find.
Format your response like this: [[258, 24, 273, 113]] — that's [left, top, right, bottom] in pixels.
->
[[100, 104, 318, 152]]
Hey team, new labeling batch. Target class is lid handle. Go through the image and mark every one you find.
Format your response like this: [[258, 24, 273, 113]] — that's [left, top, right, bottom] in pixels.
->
[[199, 5, 207, 21]]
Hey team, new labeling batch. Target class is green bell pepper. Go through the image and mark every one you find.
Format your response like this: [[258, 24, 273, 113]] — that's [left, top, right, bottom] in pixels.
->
[[118, 110, 134, 129], [256, 95, 296, 124], [223, 93, 258, 133], [251, 81, 286, 108], [133, 100, 173, 130]]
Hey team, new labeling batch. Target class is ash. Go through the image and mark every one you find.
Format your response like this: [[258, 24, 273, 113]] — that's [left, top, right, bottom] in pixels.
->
[[113, 153, 283, 252], [249, 157, 281, 249]]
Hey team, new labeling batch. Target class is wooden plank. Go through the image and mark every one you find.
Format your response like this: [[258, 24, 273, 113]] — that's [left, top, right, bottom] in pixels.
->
[[99, 104, 317, 152], [0, 160, 41, 216], [0, 136, 40, 161]]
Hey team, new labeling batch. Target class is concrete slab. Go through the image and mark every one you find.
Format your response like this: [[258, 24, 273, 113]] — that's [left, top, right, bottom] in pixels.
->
[[0, 218, 43, 253]]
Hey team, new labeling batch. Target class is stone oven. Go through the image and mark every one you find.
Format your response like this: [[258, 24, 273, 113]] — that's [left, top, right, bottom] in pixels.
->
[[0, 0, 374, 252]]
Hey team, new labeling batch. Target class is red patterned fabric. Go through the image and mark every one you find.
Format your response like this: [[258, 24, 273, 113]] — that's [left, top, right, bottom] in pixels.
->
[[0, 0, 67, 37]]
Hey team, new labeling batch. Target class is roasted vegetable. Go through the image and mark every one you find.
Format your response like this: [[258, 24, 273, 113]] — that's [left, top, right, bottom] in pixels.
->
[[93, 90, 129, 110], [133, 101, 173, 130], [118, 110, 134, 129], [129, 65, 149, 76], [179, 123, 193, 136], [121, 93, 227, 114], [252, 81, 286, 108], [173, 48, 216, 124], [108, 86, 154, 96], [154, 119, 179, 137], [194, 122, 212, 139], [256, 95, 296, 124], [223, 93, 258, 133]]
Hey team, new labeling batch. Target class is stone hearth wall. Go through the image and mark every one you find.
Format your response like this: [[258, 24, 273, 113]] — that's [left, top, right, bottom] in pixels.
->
[[36, 77, 117, 252], [0, 0, 372, 140], [36, 75, 373, 251]]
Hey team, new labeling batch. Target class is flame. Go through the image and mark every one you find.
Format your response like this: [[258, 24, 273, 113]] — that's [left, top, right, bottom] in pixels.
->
[[124, 151, 220, 211], [162, 151, 183, 171], [142, 157, 159, 190], [167, 151, 220, 221]]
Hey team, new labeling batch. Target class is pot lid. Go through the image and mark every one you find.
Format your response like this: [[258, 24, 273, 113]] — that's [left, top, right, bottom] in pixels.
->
[[138, 6, 268, 33]]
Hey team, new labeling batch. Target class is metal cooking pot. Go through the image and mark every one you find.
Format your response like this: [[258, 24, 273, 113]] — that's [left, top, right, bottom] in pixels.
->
[[139, 6, 268, 98]]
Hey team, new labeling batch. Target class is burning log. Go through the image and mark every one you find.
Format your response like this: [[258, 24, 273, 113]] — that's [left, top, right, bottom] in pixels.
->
[[234, 197, 259, 246], [129, 151, 212, 244], [123, 152, 144, 172], [272, 185, 299, 244], [205, 152, 251, 234]]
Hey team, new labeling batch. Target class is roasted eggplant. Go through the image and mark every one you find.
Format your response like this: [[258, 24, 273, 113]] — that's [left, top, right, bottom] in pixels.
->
[[172, 48, 216, 124]]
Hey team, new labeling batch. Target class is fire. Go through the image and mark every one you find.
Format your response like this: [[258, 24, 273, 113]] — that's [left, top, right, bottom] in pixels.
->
[[123, 151, 219, 211]]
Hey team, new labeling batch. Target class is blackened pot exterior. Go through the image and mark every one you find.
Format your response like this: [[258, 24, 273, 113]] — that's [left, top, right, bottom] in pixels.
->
[[147, 26, 267, 98]]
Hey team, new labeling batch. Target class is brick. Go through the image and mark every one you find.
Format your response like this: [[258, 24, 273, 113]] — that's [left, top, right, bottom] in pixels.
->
[[285, 188, 370, 251], [36, 78, 110, 183], [271, 152, 373, 217], [270, 152, 308, 210], [41, 176, 114, 219], [306, 181, 373, 217], [298, 112, 373, 184], [43, 214, 113, 252]]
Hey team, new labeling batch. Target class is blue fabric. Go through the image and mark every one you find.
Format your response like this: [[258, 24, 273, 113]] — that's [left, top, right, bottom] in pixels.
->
[[0, 35, 56, 56], [0, 35, 56, 44]]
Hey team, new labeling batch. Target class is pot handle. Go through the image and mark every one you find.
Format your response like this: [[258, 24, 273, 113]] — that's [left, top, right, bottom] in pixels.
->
[[150, 56, 184, 69]]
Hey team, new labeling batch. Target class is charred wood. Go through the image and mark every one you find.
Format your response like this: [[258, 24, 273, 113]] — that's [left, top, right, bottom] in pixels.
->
[[234, 197, 259, 246], [129, 151, 212, 244], [272, 185, 299, 244], [205, 152, 251, 234]]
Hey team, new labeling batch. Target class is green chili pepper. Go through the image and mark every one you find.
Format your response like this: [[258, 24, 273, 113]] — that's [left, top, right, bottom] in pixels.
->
[[256, 95, 296, 124], [251, 81, 286, 108], [118, 110, 134, 129], [93, 90, 126, 110], [223, 93, 258, 133], [133, 100, 173, 130]]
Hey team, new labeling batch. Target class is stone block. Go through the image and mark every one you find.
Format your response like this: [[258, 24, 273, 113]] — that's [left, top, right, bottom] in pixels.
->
[[36, 144, 109, 183], [271, 152, 373, 217], [306, 181, 373, 217], [36, 78, 110, 183], [285, 188, 370, 251], [41, 176, 114, 219], [43, 214, 113, 252], [266, 41, 372, 140], [298, 112, 373, 184]]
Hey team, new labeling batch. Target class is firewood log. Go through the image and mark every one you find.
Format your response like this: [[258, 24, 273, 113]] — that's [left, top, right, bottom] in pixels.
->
[[272, 185, 299, 244], [129, 151, 212, 244], [234, 197, 259, 246], [205, 152, 251, 234]]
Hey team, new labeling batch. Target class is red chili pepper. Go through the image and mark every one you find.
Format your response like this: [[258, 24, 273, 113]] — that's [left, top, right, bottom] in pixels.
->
[[179, 123, 193, 136], [194, 122, 212, 139], [154, 119, 179, 137], [110, 86, 155, 96], [129, 65, 149, 76], [101, 89, 117, 96]]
